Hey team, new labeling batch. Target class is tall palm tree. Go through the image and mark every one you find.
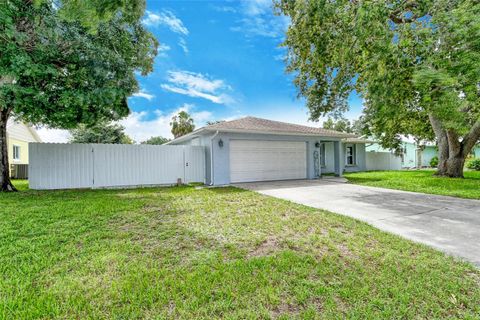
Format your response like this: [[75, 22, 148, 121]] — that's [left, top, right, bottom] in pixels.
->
[[170, 111, 195, 138]]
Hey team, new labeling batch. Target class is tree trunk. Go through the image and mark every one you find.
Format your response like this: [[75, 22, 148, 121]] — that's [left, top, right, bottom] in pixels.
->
[[0, 109, 17, 192], [429, 115, 480, 178], [435, 151, 465, 178]]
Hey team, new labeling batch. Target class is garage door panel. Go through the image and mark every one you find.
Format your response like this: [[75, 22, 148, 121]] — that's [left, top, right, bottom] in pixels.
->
[[230, 140, 307, 183]]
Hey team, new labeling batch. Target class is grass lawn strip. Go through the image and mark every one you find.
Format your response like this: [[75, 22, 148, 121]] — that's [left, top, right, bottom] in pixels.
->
[[1, 180, 479, 319], [344, 170, 480, 200]]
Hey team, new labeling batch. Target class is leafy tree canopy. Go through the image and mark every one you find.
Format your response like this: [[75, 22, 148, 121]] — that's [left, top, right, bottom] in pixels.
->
[[322, 116, 362, 135], [170, 111, 195, 139], [69, 121, 133, 144], [0, 0, 158, 191], [277, 0, 480, 177], [141, 136, 170, 145]]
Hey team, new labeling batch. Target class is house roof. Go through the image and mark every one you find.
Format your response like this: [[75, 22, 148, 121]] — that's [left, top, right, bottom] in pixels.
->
[[169, 116, 357, 144], [6, 120, 42, 143]]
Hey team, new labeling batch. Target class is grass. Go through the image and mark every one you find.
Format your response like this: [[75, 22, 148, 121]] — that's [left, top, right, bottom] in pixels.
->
[[1, 181, 479, 319], [344, 170, 480, 200]]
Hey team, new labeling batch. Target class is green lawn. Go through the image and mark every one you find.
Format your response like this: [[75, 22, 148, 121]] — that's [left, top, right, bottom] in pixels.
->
[[344, 170, 480, 200], [1, 181, 479, 319]]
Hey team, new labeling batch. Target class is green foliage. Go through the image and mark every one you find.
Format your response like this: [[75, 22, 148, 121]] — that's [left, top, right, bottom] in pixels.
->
[[141, 136, 170, 145], [2, 182, 480, 318], [466, 159, 480, 171], [69, 121, 133, 144], [0, 0, 158, 128], [322, 116, 362, 134], [430, 156, 439, 168], [0, 0, 157, 190], [170, 111, 195, 138], [56, 0, 147, 32], [277, 0, 479, 151]]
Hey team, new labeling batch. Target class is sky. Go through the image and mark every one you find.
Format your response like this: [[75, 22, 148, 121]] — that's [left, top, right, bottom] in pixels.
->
[[38, 0, 364, 143]]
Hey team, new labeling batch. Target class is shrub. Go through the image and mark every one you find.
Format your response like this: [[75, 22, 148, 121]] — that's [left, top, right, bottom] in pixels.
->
[[430, 156, 439, 168], [466, 158, 480, 171]]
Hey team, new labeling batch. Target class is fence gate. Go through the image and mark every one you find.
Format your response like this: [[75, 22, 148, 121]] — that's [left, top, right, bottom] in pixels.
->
[[184, 146, 206, 184], [29, 143, 206, 190]]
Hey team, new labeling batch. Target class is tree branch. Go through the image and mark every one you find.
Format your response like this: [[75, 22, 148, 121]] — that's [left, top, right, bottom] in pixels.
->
[[461, 119, 480, 157]]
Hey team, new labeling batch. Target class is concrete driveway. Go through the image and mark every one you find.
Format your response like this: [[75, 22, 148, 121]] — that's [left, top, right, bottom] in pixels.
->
[[235, 178, 480, 266]]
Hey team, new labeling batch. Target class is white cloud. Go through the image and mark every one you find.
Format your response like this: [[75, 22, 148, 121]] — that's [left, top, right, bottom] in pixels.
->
[[120, 105, 212, 141], [161, 70, 234, 105], [36, 127, 70, 143], [143, 10, 189, 35], [34, 104, 214, 143], [178, 38, 188, 54], [132, 89, 155, 101], [212, 5, 237, 13], [191, 110, 213, 123], [158, 43, 171, 57], [231, 0, 290, 38]]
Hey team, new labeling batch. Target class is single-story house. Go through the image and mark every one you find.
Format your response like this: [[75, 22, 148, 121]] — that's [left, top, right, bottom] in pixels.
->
[[7, 120, 42, 178], [168, 116, 367, 185]]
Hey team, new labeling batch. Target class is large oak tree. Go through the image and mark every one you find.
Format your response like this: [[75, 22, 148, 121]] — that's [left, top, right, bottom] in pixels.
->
[[277, 0, 480, 177], [0, 0, 158, 191]]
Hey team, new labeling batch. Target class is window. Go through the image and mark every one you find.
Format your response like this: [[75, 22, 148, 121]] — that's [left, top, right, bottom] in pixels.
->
[[345, 144, 356, 166], [13, 145, 20, 161], [320, 143, 326, 167]]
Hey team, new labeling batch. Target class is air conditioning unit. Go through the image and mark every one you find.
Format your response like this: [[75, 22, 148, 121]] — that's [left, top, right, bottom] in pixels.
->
[[10, 164, 28, 179]]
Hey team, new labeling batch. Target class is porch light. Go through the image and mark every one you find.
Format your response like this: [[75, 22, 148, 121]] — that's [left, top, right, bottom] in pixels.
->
[[218, 139, 224, 147], [315, 142, 321, 148]]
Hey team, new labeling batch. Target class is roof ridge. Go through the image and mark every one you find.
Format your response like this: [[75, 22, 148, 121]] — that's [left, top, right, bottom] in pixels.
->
[[235, 116, 356, 136]]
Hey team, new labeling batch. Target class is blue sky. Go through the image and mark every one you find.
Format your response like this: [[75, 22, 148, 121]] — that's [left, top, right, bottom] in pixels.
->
[[39, 0, 363, 142]]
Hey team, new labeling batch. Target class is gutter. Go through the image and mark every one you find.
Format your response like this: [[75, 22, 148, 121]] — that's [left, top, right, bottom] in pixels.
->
[[210, 130, 219, 186], [167, 128, 354, 145]]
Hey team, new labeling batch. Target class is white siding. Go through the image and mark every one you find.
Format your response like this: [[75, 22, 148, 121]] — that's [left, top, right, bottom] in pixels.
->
[[6, 120, 40, 142]]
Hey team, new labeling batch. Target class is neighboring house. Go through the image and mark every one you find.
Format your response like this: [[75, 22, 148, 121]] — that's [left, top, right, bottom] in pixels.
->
[[6, 120, 42, 177], [367, 139, 480, 168], [168, 116, 367, 185]]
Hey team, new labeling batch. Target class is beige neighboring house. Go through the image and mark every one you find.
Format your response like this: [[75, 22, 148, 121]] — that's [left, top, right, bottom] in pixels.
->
[[7, 120, 42, 177]]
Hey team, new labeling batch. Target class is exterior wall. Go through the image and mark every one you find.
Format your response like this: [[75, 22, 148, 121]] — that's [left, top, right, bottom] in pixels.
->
[[7, 137, 30, 165], [401, 142, 417, 168], [171, 132, 369, 185], [472, 146, 480, 158], [6, 121, 41, 176], [209, 132, 332, 185], [343, 143, 366, 173], [421, 146, 437, 167], [6, 121, 40, 143]]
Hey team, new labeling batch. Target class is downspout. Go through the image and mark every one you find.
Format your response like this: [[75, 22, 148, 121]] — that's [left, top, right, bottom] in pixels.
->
[[210, 130, 219, 186]]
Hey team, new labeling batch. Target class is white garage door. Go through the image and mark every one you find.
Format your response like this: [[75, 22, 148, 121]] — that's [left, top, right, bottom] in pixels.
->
[[230, 140, 307, 183]]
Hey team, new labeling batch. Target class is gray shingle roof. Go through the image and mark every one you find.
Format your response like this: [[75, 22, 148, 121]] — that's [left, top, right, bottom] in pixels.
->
[[204, 116, 356, 138]]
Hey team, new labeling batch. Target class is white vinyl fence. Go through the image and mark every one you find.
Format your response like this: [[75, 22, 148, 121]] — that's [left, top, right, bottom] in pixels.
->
[[29, 143, 205, 190], [366, 152, 402, 171]]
